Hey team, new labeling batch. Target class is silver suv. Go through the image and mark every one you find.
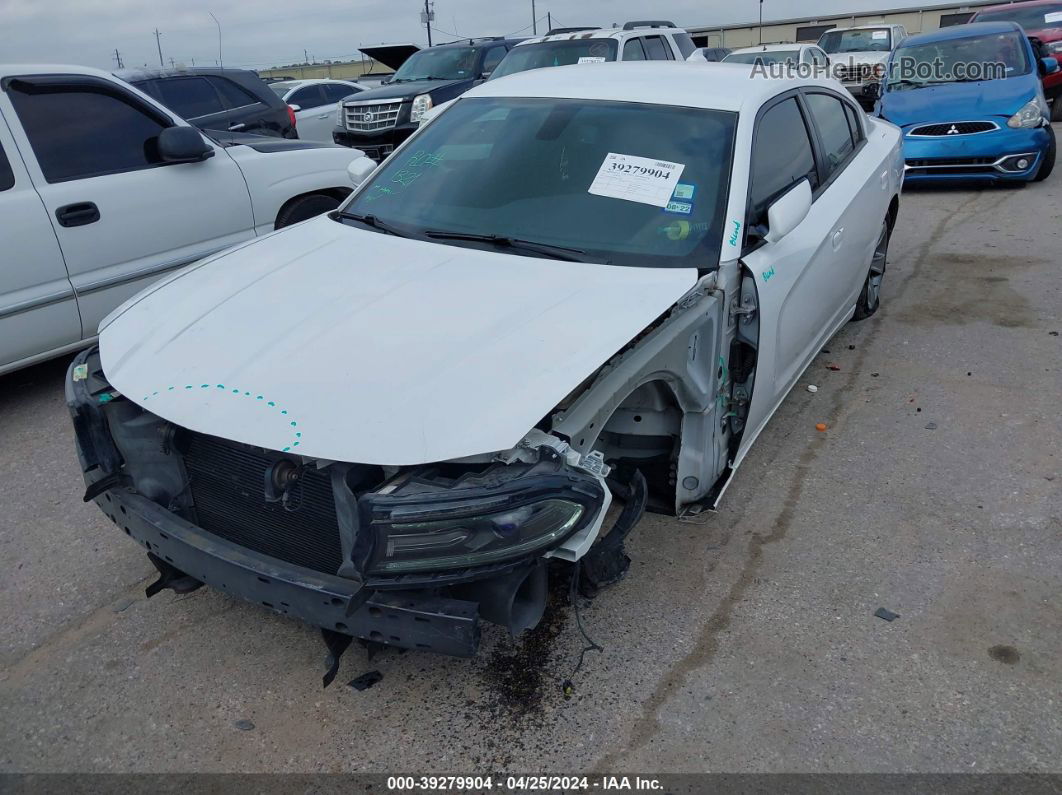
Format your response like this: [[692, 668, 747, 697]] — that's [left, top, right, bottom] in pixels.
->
[[490, 21, 697, 79]]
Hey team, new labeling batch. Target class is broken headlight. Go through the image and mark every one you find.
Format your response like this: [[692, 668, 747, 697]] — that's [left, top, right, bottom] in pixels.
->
[[368, 498, 584, 573]]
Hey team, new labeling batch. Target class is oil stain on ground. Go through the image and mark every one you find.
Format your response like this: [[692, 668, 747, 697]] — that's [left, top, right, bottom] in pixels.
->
[[988, 644, 1021, 664], [897, 251, 1044, 329]]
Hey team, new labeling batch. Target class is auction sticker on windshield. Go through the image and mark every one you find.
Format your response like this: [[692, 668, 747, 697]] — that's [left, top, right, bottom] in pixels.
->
[[588, 153, 685, 208], [578, 56, 607, 64]]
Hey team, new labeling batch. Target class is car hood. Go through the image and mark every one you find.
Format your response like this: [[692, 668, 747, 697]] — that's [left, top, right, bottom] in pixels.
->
[[345, 78, 468, 101], [98, 216, 697, 466], [880, 77, 1036, 126]]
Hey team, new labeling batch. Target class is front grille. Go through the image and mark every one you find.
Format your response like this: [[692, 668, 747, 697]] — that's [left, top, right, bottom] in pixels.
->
[[905, 156, 996, 175], [183, 433, 343, 575], [343, 101, 402, 132], [835, 64, 875, 83], [909, 121, 998, 137]]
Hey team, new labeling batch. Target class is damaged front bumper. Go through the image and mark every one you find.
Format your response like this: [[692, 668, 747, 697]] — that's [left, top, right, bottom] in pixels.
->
[[67, 349, 615, 659]]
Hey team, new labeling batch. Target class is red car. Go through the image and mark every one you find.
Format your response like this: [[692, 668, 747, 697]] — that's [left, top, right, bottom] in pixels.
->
[[971, 0, 1062, 119]]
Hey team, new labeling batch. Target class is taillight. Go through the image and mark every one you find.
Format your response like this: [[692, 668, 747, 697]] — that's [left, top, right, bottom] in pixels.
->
[[287, 105, 297, 128]]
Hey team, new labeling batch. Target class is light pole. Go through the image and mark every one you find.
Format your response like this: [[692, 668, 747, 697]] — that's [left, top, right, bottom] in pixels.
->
[[209, 12, 223, 68], [532, 0, 537, 35]]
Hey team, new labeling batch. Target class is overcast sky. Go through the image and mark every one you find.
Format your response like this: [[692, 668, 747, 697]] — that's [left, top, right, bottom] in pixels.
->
[[1, 0, 959, 70]]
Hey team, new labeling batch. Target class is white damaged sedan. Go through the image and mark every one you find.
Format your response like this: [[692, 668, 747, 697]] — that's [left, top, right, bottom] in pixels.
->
[[68, 63, 902, 671]]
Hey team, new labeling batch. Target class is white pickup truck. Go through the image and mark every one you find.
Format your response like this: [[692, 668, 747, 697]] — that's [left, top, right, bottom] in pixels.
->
[[0, 64, 376, 376]]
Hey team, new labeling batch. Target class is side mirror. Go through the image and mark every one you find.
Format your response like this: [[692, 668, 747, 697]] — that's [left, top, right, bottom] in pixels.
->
[[1041, 57, 1060, 76], [765, 180, 812, 244], [158, 126, 214, 163], [288, 103, 302, 112], [347, 156, 376, 185]]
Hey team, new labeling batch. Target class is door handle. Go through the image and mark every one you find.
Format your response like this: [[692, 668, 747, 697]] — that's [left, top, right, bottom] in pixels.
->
[[228, 122, 246, 131], [55, 202, 100, 228], [832, 228, 844, 251], [317, 113, 329, 119]]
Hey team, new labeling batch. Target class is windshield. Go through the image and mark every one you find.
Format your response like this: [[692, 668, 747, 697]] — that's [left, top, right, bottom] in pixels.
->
[[887, 31, 1030, 89], [391, 47, 479, 81], [724, 49, 800, 65], [819, 29, 892, 53], [491, 39, 618, 78], [338, 97, 737, 268], [973, 4, 1062, 29], [268, 81, 299, 97]]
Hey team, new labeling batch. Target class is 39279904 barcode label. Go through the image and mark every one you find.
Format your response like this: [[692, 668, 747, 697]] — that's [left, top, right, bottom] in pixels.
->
[[587, 152, 685, 208]]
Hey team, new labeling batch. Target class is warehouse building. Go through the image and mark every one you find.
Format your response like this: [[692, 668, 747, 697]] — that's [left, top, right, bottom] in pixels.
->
[[687, 0, 1023, 48]]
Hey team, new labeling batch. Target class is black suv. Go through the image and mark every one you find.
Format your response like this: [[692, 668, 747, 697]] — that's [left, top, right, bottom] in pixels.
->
[[333, 37, 520, 161], [118, 67, 297, 138]]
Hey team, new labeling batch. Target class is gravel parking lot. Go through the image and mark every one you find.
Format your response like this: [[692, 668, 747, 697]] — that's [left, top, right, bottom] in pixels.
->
[[1, 141, 1060, 773]]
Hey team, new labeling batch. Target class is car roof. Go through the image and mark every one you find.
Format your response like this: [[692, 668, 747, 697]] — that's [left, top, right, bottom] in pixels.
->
[[430, 37, 522, 49], [515, 26, 686, 47], [114, 66, 254, 81], [465, 61, 842, 112], [0, 63, 119, 79], [899, 20, 1022, 47], [729, 44, 807, 53], [825, 24, 899, 32]]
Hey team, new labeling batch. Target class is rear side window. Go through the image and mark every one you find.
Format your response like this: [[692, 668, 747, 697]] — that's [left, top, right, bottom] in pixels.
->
[[749, 97, 818, 225], [643, 36, 673, 60], [207, 76, 261, 109], [805, 92, 856, 174], [481, 45, 508, 74], [288, 84, 327, 109], [323, 84, 357, 102], [0, 141, 14, 191], [622, 38, 647, 61], [9, 84, 167, 183], [844, 102, 865, 142], [673, 32, 697, 59], [153, 76, 224, 119]]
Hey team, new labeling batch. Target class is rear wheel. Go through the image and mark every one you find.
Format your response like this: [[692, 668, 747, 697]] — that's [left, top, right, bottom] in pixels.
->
[[275, 193, 341, 229], [1033, 126, 1056, 183], [852, 220, 888, 321], [1050, 97, 1062, 123]]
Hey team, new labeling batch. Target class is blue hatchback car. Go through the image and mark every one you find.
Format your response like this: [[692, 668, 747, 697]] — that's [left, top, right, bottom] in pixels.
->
[[875, 21, 1058, 184]]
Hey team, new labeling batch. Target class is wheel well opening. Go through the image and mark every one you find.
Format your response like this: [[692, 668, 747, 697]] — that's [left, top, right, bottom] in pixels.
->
[[886, 196, 900, 232], [275, 188, 352, 227], [595, 380, 681, 512]]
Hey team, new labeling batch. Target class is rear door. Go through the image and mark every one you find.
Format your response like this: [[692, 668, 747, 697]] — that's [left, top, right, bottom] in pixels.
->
[[143, 75, 232, 132], [288, 84, 332, 141], [0, 106, 80, 371], [1, 73, 254, 339], [205, 75, 284, 137]]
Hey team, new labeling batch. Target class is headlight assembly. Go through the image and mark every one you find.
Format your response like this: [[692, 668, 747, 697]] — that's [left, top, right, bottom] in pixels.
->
[[1007, 99, 1045, 128], [410, 93, 433, 124], [370, 498, 584, 573]]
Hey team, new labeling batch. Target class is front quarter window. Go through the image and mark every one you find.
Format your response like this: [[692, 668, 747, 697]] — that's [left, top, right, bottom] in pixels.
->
[[338, 97, 737, 269]]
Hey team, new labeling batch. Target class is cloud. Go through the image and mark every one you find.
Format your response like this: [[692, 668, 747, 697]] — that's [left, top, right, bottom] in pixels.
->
[[0, 0, 941, 70]]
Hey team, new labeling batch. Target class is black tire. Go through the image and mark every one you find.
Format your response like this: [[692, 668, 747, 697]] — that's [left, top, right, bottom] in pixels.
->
[[1033, 126, 1056, 182], [852, 220, 888, 321], [275, 193, 341, 229], [1050, 97, 1062, 123]]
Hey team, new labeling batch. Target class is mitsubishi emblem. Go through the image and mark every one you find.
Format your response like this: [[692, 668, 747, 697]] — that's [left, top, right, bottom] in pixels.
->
[[947, 125, 959, 134]]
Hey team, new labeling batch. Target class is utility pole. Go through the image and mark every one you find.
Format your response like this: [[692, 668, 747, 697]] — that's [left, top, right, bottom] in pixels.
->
[[422, 0, 433, 46], [547, 12, 552, 32], [169, 57, 176, 68], [154, 28, 164, 67], [209, 12, 223, 68], [758, 0, 764, 45], [304, 48, 309, 64], [113, 48, 124, 68], [532, 0, 537, 34]]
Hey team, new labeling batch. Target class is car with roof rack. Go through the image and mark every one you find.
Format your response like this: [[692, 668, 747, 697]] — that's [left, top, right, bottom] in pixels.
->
[[488, 21, 697, 80], [332, 37, 522, 162]]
